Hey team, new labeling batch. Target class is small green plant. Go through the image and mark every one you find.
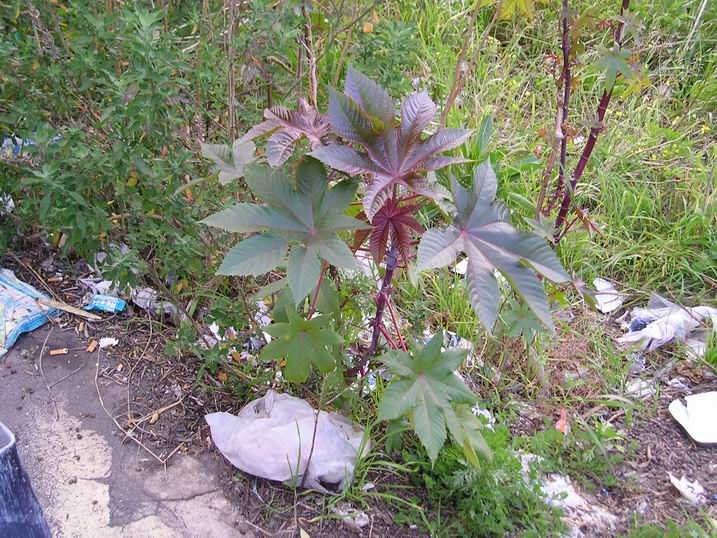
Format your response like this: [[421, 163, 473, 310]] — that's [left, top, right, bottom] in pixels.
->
[[402, 426, 567, 537], [523, 419, 625, 491]]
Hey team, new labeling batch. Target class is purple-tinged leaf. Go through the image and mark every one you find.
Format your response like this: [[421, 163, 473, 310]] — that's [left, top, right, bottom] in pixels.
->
[[345, 65, 395, 126], [404, 128, 473, 170], [399, 91, 436, 151], [266, 129, 301, 167], [310, 144, 380, 175], [328, 88, 375, 144]]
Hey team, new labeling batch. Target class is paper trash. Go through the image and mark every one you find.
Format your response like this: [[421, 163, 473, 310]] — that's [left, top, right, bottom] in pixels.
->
[[0, 269, 58, 357], [206, 390, 368, 494]]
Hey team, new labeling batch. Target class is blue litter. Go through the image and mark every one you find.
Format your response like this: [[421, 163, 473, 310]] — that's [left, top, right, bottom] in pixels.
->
[[0, 269, 58, 357], [84, 295, 126, 313]]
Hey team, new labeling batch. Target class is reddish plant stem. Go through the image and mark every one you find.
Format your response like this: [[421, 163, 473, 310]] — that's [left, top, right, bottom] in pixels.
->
[[368, 243, 398, 356], [549, 0, 572, 211], [385, 296, 407, 351], [553, 0, 630, 240], [378, 323, 399, 349], [307, 269, 324, 317]]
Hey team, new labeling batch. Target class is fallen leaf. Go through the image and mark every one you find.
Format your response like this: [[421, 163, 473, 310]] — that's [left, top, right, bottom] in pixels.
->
[[362, 21, 373, 33], [218, 371, 228, 382], [556, 408, 568, 434]]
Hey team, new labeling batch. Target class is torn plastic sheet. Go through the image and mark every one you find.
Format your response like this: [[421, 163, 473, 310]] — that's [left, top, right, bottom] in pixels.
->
[[668, 473, 707, 505], [618, 294, 717, 358], [0, 193, 14, 215], [668, 391, 717, 446], [0, 269, 58, 357], [206, 390, 369, 494], [131, 287, 187, 325], [593, 278, 623, 314]]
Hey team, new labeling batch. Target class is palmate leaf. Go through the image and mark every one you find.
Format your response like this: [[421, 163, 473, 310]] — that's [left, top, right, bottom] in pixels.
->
[[310, 67, 472, 219], [353, 199, 423, 265], [238, 98, 330, 166], [594, 45, 635, 89], [417, 162, 569, 332], [378, 333, 484, 463], [261, 311, 342, 382], [201, 158, 367, 304], [200, 139, 256, 184]]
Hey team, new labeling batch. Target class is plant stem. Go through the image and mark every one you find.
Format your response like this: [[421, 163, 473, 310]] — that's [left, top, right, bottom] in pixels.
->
[[551, 0, 572, 209], [386, 295, 407, 351], [368, 243, 398, 356], [553, 0, 630, 240]]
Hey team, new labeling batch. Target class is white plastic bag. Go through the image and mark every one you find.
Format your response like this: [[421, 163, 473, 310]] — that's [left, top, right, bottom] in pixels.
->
[[205, 391, 368, 494]]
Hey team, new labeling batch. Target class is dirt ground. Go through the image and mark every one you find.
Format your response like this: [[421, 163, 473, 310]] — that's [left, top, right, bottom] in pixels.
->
[[1, 252, 716, 537]]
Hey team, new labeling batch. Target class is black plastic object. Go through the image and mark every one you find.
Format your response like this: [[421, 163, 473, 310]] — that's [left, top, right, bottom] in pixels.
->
[[0, 421, 52, 538]]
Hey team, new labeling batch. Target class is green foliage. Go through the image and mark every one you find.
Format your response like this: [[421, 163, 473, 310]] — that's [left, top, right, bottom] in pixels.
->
[[0, 3, 206, 286], [378, 333, 489, 463], [403, 426, 566, 537], [261, 311, 342, 382], [523, 419, 625, 491], [201, 158, 365, 303], [417, 161, 569, 332]]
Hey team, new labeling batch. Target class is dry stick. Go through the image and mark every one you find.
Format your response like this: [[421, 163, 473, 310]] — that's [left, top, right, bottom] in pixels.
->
[[94, 348, 181, 465], [683, 0, 710, 57], [37, 326, 59, 420], [281, 0, 382, 101], [535, 96, 563, 217], [439, 0, 503, 128], [554, 0, 631, 239], [302, 0, 318, 108], [332, 13, 355, 87], [547, 0, 572, 212]]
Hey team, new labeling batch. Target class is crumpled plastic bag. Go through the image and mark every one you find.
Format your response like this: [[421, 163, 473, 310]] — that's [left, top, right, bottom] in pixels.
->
[[205, 391, 369, 494], [618, 294, 717, 357]]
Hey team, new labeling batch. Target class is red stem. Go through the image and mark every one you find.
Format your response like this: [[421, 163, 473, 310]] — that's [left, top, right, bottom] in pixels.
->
[[553, 0, 630, 240], [549, 0, 572, 211], [368, 243, 398, 355], [386, 296, 407, 351], [308, 270, 324, 317], [378, 323, 398, 349]]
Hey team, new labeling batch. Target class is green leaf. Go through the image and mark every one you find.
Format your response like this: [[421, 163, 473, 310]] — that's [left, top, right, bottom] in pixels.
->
[[417, 161, 568, 332], [202, 161, 361, 296], [287, 245, 321, 305], [476, 115, 494, 156], [200, 139, 256, 184], [594, 46, 635, 89], [217, 234, 289, 276], [378, 333, 477, 463], [261, 313, 342, 382]]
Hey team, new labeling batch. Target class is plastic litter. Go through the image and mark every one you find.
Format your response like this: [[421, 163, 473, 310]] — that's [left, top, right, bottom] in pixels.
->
[[131, 287, 186, 325], [625, 378, 656, 399], [98, 337, 119, 349], [205, 390, 369, 494], [520, 454, 617, 537], [668, 473, 706, 505], [330, 503, 370, 530], [593, 278, 624, 314], [618, 295, 716, 358], [0, 269, 58, 357], [84, 295, 126, 313], [0, 193, 14, 215], [668, 391, 717, 445]]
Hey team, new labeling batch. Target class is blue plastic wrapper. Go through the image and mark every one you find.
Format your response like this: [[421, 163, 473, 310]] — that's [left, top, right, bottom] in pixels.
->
[[0, 269, 58, 357], [84, 295, 126, 313]]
